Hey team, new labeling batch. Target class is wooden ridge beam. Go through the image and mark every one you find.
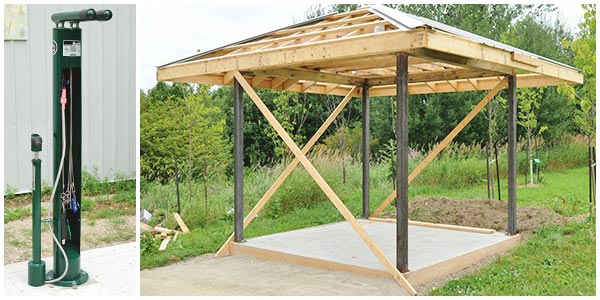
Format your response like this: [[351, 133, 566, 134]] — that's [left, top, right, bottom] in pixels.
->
[[216, 86, 359, 257], [232, 71, 416, 295], [371, 78, 508, 218]]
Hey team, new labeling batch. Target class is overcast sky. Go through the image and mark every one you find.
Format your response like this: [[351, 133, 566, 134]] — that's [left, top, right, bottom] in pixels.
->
[[137, 2, 586, 91]]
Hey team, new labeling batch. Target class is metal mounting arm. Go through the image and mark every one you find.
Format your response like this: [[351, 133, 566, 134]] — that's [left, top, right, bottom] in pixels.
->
[[51, 9, 112, 26]]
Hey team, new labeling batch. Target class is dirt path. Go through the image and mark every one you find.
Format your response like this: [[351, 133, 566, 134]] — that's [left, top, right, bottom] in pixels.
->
[[140, 254, 409, 296], [4, 214, 136, 264]]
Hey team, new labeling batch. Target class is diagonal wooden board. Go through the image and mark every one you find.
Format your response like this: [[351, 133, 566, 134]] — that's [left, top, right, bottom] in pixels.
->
[[370, 78, 509, 217], [173, 212, 190, 233], [159, 236, 171, 251], [215, 85, 359, 257], [233, 71, 417, 295]]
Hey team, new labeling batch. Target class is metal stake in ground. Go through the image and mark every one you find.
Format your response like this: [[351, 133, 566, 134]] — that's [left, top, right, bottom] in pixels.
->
[[174, 155, 181, 214]]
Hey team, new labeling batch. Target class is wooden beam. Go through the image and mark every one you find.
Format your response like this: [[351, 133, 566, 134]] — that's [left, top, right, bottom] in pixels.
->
[[303, 55, 429, 72], [411, 48, 514, 75], [233, 71, 416, 295], [406, 235, 521, 285], [157, 30, 426, 81], [270, 77, 287, 89], [301, 80, 317, 91], [220, 20, 390, 55], [275, 13, 380, 36], [140, 222, 153, 232], [365, 68, 502, 86], [371, 78, 508, 218], [368, 73, 566, 96], [231, 243, 390, 278], [158, 236, 171, 251], [253, 68, 361, 85], [173, 213, 190, 233], [424, 29, 583, 84], [216, 87, 359, 257], [512, 52, 541, 66], [369, 217, 496, 234], [251, 75, 268, 87], [281, 79, 298, 90]]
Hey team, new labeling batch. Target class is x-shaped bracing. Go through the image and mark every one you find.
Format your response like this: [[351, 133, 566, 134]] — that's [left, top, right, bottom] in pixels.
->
[[216, 71, 417, 295], [370, 77, 508, 218]]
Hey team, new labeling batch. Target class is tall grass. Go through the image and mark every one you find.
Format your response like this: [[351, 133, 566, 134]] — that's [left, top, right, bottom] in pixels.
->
[[141, 138, 590, 231]]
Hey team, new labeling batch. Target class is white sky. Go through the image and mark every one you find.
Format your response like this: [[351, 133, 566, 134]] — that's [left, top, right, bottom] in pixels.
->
[[137, 2, 586, 91]]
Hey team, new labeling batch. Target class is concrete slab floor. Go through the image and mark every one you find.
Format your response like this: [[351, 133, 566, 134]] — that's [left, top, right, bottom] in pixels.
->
[[240, 220, 514, 272], [4, 242, 137, 296]]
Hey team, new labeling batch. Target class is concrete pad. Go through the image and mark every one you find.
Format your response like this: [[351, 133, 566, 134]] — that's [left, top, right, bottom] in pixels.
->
[[233, 220, 520, 285], [4, 242, 138, 296]]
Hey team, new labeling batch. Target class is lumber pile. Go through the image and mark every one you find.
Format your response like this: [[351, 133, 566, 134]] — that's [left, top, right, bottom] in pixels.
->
[[140, 212, 190, 251]]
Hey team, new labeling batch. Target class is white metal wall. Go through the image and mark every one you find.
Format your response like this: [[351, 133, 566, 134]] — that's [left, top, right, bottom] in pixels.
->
[[4, 4, 136, 193]]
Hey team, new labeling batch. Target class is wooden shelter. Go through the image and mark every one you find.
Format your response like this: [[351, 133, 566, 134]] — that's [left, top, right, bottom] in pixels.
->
[[157, 5, 583, 295]]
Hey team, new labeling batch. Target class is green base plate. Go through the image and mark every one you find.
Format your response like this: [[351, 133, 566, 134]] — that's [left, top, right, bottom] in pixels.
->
[[28, 260, 46, 287], [45, 269, 88, 287]]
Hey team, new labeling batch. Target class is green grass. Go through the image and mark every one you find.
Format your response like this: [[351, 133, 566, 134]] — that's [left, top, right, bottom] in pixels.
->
[[429, 218, 595, 296], [409, 167, 591, 216], [140, 143, 595, 296]]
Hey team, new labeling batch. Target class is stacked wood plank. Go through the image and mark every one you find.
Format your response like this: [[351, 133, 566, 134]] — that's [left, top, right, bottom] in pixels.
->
[[140, 212, 190, 251]]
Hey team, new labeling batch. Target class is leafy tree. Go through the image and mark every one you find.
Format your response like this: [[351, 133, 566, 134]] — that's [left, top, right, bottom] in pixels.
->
[[558, 4, 596, 147], [516, 88, 547, 184], [558, 4, 596, 207], [140, 83, 230, 185]]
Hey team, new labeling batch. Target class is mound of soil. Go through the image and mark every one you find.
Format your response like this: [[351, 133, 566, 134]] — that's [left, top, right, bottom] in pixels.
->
[[382, 196, 567, 236]]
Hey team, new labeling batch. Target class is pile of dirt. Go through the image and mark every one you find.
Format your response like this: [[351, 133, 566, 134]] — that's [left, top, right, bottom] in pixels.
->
[[382, 196, 568, 236]]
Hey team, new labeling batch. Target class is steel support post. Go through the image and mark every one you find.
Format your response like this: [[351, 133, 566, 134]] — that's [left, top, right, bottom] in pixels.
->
[[362, 85, 370, 218], [233, 78, 244, 242], [396, 53, 409, 272], [507, 75, 517, 235]]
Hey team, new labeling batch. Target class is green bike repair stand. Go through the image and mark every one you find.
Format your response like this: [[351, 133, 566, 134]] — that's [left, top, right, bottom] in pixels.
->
[[44, 8, 112, 287]]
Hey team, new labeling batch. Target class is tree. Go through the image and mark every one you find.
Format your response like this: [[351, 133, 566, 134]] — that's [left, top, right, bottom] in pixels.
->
[[516, 88, 547, 185], [558, 4, 596, 207]]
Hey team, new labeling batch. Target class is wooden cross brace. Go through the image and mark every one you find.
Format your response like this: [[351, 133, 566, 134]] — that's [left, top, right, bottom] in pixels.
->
[[215, 85, 358, 257], [370, 77, 509, 218], [217, 71, 417, 295]]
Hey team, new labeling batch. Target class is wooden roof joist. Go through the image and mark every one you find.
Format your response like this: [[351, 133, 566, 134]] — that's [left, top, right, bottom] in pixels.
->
[[157, 5, 583, 96], [171, 73, 574, 97]]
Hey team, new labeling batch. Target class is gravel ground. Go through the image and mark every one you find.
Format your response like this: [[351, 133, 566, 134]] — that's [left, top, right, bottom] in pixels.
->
[[4, 201, 136, 264]]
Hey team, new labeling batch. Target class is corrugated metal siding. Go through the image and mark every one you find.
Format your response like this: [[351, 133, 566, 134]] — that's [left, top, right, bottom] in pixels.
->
[[4, 4, 136, 193]]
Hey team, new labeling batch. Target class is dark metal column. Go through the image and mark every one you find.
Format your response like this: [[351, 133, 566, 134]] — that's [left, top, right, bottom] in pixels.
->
[[507, 75, 517, 235], [362, 85, 370, 218], [396, 53, 409, 272], [233, 79, 244, 242]]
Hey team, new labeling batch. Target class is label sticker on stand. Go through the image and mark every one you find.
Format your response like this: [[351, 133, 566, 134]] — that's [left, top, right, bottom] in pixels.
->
[[63, 40, 81, 57]]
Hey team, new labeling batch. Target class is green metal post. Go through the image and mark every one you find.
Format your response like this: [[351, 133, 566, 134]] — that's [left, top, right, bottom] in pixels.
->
[[28, 134, 45, 287], [47, 8, 112, 287]]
